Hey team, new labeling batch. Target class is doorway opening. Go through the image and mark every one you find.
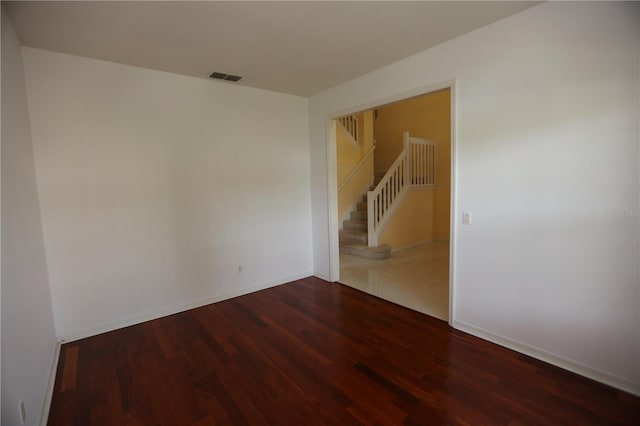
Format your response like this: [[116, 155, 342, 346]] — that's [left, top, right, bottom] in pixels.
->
[[331, 86, 454, 322]]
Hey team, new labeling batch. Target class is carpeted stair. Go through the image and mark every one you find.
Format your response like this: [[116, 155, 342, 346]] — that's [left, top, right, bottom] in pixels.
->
[[339, 175, 391, 260]]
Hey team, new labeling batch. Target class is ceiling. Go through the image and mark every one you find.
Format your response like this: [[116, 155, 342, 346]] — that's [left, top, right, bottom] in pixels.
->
[[4, 1, 539, 97]]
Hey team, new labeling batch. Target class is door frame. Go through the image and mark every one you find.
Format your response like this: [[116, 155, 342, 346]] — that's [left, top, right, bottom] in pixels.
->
[[325, 79, 458, 325]]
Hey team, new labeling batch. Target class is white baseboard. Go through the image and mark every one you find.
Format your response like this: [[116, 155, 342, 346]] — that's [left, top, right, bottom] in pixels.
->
[[313, 272, 332, 281], [390, 239, 437, 253], [40, 341, 61, 425], [453, 320, 640, 396], [59, 272, 312, 343]]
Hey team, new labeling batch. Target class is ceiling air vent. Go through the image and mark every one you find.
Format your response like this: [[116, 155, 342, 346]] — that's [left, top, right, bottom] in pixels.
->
[[209, 71, 242, 82]]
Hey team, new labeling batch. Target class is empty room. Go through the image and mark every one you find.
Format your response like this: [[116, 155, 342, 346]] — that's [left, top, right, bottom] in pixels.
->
[[2, 1, 639, 425]]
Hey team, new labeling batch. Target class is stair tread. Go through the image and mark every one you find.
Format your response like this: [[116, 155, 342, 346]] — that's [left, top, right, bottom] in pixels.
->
[[339, 242, 392, 260], [350, 211, 367, 220], [343, 220, 367, 231], [339, 229, 367, 242], [339, 229, 367, 235]]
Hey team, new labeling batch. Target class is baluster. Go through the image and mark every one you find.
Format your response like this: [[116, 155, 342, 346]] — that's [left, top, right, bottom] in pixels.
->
[[416, 145, 420, 184], [423, 145, 427, 185], [373, 197, 377, 226], [394, 169, 398, 197], [354, 119, 358, 142], [385, 183, 389, 213], [384, 181, 391, 208], [394, 170, 397, 199], [393, 172, 396, 201], [417, 145, 420, 184], [412, 144, 415, 184], [424, 145, 428, 185], [425, 145, 428, 185], [419, 144, 422, 184], [430, 145, 434, 184], [416, 144, 420, 184], [433, 144, 436, 184], [421, 145, 424, 185], [422, 145, 426, 185], [429, 144, 432, 184], [426, 145, 433, 185], [383, 182, 386, 212], [426, 145, 430, 184]]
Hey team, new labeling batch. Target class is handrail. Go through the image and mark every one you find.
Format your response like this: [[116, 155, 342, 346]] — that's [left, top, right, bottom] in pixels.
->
[[338, 145, 375, 192]]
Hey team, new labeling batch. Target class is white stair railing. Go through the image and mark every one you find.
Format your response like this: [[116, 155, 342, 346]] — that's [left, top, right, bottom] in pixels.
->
[[408, 133, 437, 186], [337, 115, 359, 147], [367, 147, 407, 246], [367, 131, 436, 247]]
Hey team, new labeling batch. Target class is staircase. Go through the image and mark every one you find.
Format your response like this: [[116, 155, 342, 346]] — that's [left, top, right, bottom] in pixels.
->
[[339, 173, 392, 260]]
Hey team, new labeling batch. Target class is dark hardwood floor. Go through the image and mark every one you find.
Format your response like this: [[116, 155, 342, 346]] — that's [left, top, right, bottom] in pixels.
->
[[48, 277, 640, 425]]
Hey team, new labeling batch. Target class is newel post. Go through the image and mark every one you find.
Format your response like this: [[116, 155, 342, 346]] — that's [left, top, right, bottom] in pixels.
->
[[367, 190, 375, 247]]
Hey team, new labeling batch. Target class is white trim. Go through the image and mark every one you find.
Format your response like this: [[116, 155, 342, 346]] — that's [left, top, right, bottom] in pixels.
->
[[40, 341, 61, 425], [453, 320, 640, 397], [327, 119, 340, 282], [325, 78, 456, 314], [313, 272, 332, 281], [58, 272, 311, 343], [327, 81, 455, 121], [448, 80, 457, 327]]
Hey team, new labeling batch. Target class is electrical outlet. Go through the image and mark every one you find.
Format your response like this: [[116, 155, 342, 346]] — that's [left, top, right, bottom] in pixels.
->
[[462, 211, 472, 225], [19, 399, 26, 425]]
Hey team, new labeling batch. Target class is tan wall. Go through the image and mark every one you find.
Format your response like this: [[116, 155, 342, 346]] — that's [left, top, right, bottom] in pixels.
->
[[336, 124, 361, 186], [338, 154, 373, 222], [379, 189, 434, 249], [359, 110, 375, 154], [373, 89, 450, 240], [337, 111, 375, 222], [337, 111, 375, 186]]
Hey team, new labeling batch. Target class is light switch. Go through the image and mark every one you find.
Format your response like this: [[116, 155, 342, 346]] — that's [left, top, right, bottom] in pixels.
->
[[462, 211, 472, 225]]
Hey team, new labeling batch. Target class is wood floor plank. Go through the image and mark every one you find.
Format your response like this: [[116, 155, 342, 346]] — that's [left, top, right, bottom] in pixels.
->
[[48, 278, 640, 425], [59, 345, 79, 392]]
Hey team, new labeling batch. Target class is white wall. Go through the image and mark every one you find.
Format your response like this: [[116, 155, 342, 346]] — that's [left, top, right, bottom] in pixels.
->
[[1, 10, 58, 426], [310, 2, 640, 393], [22, 48, 313, 340]]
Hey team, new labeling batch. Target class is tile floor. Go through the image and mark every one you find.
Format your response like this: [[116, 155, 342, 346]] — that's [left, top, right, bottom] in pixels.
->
[[339, 241, 450, 321]]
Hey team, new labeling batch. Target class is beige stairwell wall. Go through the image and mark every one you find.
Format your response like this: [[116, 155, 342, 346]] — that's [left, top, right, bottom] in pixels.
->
[[373, 89, 451, 242], [379, 188, 435, 249], [337, 111, 375, 224]]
